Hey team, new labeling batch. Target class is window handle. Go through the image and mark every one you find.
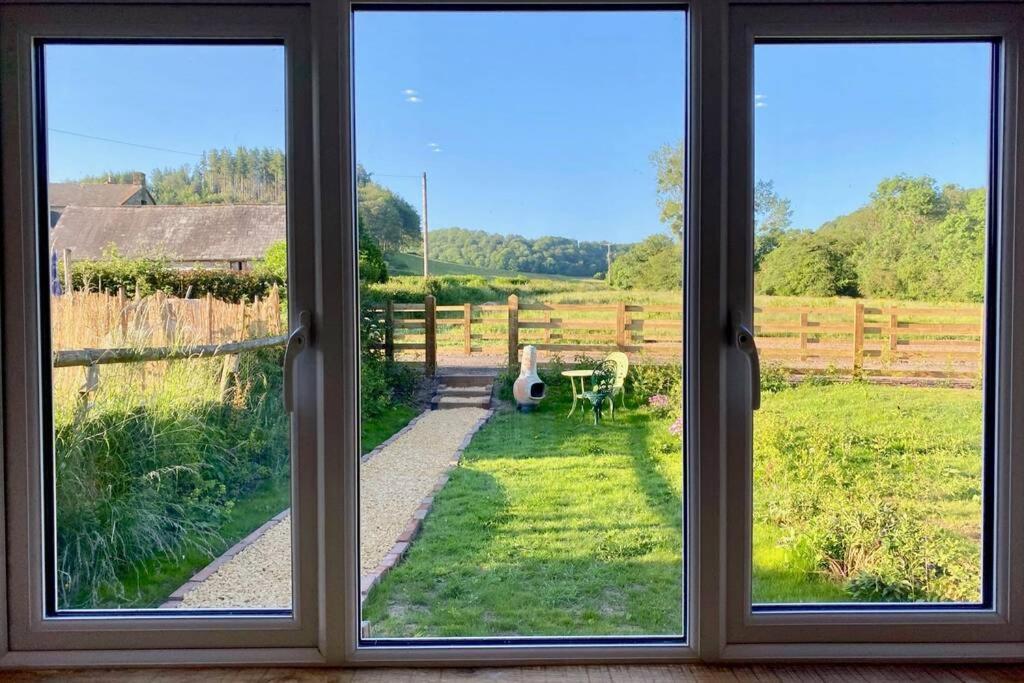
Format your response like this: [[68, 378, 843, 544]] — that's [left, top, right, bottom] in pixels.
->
[[283, 310, 313, 413], [734, 320, 761, 411]]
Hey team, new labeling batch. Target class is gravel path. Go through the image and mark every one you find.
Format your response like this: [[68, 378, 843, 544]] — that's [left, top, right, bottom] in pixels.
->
[[178, 407, 489, 609]]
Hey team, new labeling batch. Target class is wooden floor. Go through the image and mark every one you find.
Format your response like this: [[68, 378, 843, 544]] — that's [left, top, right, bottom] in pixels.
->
[[6, 665, 1024, 682]]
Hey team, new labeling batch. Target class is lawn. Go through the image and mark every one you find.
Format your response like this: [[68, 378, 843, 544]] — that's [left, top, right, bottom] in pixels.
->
[[364, 377, 984, 636], [363, 383, 684, 637]]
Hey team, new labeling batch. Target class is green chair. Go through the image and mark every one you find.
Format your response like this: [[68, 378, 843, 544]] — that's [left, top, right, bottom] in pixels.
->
[[581, 360, 619, 424], [604, 351, 629, 409]]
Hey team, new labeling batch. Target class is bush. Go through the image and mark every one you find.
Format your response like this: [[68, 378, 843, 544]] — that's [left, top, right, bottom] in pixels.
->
[[69, 252, 283, 302], [608, 235, 681, 291], [55, 349, 288, 607], [761, 363, 790, 393]]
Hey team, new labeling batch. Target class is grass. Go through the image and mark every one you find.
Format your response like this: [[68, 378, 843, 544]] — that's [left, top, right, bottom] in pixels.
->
[[385, 251, 591, 281], [363, 404, 419, 453], [753, 382, 983, 604], [82, 400, 421, 609], [363, 384, 684, 637], [364, 377, 984, 635]]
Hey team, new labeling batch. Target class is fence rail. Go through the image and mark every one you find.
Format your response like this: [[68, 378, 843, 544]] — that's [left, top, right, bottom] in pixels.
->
[[368, 295, 983, 383]]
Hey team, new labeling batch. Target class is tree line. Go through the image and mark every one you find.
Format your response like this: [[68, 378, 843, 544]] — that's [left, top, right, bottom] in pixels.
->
[[426, 228, 620, 278], [609, 141, 986, 303]]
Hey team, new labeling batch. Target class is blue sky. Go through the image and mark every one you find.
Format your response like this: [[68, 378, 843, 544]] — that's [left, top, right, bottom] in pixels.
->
[[44, 23, 991, 243]]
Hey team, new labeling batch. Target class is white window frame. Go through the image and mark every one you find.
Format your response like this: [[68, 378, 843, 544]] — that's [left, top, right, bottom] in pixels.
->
[[0, 0, 1022, 669], [0, 2, 322, 663], [719, 1, 1024, 661]]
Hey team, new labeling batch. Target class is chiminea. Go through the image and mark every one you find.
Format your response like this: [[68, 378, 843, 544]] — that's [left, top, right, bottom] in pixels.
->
[[513, 345, 546, 411]]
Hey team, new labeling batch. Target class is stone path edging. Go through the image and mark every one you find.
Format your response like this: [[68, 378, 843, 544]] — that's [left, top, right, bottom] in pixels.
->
[[161, 508, 290, 608], [359, 408, 495, 605]]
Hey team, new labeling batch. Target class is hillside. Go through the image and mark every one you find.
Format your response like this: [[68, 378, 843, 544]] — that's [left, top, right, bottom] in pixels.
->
[[426, 227, 626, 278], [385, 252, 591, 281]]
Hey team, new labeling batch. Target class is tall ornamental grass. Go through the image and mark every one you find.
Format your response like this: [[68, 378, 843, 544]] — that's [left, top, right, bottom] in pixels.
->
[[54, 349, 288, 608]]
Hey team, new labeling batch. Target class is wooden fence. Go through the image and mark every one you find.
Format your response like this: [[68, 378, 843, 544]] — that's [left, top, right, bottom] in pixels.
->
[[369, 295, 984, 382], [52, 289, 287, 412], [51, 287, 284, 351]]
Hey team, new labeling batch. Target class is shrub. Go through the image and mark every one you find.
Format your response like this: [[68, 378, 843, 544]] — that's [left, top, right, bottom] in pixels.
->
[[761, 363, 790, 393], [627, 360, 681, 405], [69, 252, 283, 302], [55, 348, 288, 607]]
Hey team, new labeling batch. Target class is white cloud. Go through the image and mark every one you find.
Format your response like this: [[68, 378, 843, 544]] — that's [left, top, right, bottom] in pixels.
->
[[755, 93, 767, 101], [402, 88, 418, 96], [405, 95, 422, 103], [755, 101, 767, 109]]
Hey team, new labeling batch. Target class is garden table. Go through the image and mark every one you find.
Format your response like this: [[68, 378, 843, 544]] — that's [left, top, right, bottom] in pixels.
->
[[562, 369, 595, 417]]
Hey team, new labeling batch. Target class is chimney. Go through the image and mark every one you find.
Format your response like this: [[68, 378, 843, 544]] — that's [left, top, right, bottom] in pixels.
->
[[132, 172, 145, 186]]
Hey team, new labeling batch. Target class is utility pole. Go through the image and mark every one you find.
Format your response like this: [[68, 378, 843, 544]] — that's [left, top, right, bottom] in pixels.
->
[[421, 171, 429, 280]]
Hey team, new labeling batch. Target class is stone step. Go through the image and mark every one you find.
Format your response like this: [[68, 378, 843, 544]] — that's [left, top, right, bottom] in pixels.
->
[[435, 385, 492, 398], [436, 373, 497, 388], [431, 395, 492, 410]]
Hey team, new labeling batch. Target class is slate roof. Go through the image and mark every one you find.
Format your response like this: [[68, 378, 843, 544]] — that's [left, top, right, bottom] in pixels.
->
[[48, 183, 151, 208], [51, 205, 286, 263]]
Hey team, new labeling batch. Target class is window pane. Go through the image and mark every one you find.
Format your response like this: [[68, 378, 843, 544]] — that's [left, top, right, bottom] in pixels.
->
[[752, 42, 991, 605], [43, 44, 293, 612], [353, 10, 687, 639]]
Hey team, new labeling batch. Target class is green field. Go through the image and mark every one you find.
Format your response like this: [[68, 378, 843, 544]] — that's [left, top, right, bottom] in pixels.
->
[[385, 251, 590, 281]]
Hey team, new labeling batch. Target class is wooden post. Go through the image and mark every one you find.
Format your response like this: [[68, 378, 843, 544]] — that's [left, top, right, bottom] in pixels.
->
[[543, 310, 551, 345], [384, 300, 395, 361], [62, 249, 72, 300], [117, 287, 128, 339], [615, 301, 626, 350], [463, 303, 472, 355], [75, 364, 100, 422], [799, 308, 809, 361], [269, 285, 282, 334], [853, 302, 865, 374], [220, 354, 241, 401], [888, 306, 898, 363], [508, 294, 520, 370], [206, 293, 215, 344], [152, 291, 167, 346], [424, 295, 436, 377], [238, 298, 247, 340]]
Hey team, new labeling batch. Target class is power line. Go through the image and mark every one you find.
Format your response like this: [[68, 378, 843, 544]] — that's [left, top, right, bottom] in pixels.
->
[[372, 172, 422, 179], [47, 128, 202, 157]]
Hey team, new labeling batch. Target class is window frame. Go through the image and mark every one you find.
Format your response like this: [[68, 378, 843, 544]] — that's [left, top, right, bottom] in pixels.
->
[[0, 3, 321, 657], [720, 1, 1024, 654], [0, 0, 1022, 669]]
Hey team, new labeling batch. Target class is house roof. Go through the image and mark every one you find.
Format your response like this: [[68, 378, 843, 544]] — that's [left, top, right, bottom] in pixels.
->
[[51, 205, 286, 263], [48, 183, 150, 208]]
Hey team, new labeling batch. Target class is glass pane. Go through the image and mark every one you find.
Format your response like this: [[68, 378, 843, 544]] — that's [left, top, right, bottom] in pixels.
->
[[43, 44, 293, 612], [353, 10, 687, 639], [752, 42, 992, 605]]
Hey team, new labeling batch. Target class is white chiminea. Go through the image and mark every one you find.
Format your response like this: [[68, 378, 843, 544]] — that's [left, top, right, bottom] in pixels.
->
[[512, 345, 546, 411]]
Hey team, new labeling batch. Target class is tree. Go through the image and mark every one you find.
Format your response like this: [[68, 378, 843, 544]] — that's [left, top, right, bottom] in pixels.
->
[[425, 228, 618, 277], [608, 234, 681, 290], [356, 182, 421, 252], [754, 180, 793, 269], [756, 232, 857, 297], [651, 143, 793, 264], [651, 143, 685, 238]]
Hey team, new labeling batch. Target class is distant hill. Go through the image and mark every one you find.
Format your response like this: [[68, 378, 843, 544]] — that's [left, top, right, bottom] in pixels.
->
[[385, 252, 590, 281], [425, 228, 628, 278]]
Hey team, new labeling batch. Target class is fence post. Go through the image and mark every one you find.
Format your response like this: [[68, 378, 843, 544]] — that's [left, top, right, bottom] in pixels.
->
[[384, 300, 395, 361], [508, 294, 520, 371], [206, 293, 215, 343], [117, 287, 128, 340], [238, 298, 247, 340], [463, 303, 472, 355], [853, 302, 865, 374], [153, 291, 167, 346], [424, 295, 436, 377], [615, 301, 626, 350], [888, 306, 898, 359], [799, 308, 809, 361]]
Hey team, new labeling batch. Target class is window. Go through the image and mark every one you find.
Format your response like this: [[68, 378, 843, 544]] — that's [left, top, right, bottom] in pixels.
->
[[352, 8, 688, 644], [0, 0, 1023, 669]]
